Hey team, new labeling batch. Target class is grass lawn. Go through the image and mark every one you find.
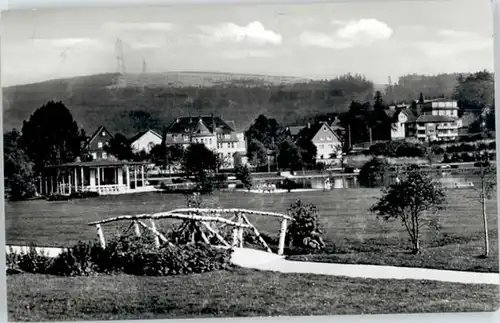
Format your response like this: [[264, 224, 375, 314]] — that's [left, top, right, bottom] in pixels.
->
[[5, 188, 498, 272], [8, 268, 500, 321]]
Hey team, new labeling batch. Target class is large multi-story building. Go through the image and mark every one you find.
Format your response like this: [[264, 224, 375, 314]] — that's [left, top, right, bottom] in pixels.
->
[[407, 99, 462, 142], [163, 115, 247, 168]]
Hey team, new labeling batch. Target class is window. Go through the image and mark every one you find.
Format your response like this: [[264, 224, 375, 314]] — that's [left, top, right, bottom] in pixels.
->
[[319, 144, 324, 149], [323, 127, 327, 132], [91, 152, 97, 159], [326, 136, 332, 141], [329, 144, 334, 148], [320, 137, 325, 141], [101, 131, 106, 136], [97, 141, 103, 148], [224, 134, 230, 139], [320, 155, 324, 159], [102, 152, 107, 159], [209, 138, 212, 144]]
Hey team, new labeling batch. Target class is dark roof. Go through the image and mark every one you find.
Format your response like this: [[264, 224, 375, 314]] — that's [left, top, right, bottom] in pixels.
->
[[87, 126, 114, 146], [385, 109, 397, 119], [226, 120, 237, 131], [414, 115, 457, 123], [165, 115, 235, 135], [295, 122, 340, 142], [405, 112, 417, 123], [288, 126, 305, 136], [51, 160, 148, 168], [387, 108, 417, 123], [129, 129, 162, 144]]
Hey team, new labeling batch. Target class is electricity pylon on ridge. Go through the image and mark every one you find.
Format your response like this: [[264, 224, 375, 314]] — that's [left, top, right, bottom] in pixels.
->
[[115, 38, 126, 75]]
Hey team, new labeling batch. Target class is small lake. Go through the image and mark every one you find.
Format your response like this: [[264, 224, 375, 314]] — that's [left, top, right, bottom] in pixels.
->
[[269, 172, 483, 190]]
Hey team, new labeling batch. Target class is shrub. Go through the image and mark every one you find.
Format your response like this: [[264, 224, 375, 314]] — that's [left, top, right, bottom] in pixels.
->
[[69, 191, 100, 199], [281, 178, 298, 192], [212, 173, 229, 190], [50, 242, 102, 276], [7, 234, 233, 277], [315, 162, 327, 172], [358, 157, 390, 188], [235, 165, 252, 191], [286, 200, 325, 254], [46, 194, 72, 201], [11, 246, 53, 274], [368, 141, 425, 158]]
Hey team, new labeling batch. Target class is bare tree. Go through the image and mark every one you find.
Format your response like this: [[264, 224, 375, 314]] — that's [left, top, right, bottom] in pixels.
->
[[474, 158, 496, 257]]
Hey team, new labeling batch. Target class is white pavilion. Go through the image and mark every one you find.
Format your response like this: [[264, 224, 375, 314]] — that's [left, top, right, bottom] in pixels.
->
[[42, 159, 156, 196]]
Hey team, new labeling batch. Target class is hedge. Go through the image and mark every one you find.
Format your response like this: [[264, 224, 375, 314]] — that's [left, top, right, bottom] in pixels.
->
[[6, 234, 233, 277], [368, 141, 426, 158]]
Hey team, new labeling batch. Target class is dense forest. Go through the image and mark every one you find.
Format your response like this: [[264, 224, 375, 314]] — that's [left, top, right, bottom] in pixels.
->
[[3, 71, 492, 137]]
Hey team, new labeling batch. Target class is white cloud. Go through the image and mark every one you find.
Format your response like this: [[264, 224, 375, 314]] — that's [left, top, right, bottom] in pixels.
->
[[336, 19, 393, 40], [199, 21, 282, 45], [301, 18, 392, 49], [103, 22, 173, 33]]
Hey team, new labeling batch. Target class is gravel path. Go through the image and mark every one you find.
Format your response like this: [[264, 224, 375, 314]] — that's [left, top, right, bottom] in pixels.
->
[[230, 247, 500, 285], [7, 245, 499, 285]]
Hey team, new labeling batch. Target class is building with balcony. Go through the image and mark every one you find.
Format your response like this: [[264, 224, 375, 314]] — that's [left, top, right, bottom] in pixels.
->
[[419, 99, 459, 118], [404, 99, 462, 142], [411, 115, 461, 142], [163, 115, 247, 168]]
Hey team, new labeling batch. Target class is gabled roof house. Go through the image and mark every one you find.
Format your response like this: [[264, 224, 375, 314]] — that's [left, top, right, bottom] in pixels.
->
[[86, 126, 113, 160]]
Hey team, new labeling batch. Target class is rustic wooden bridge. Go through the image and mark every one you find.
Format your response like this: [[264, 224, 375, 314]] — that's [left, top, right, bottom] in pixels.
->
[[88, 208, 292, 256]]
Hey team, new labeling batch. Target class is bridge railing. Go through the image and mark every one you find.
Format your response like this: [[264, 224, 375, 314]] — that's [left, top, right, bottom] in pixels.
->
[[88, 208, 292, 255]]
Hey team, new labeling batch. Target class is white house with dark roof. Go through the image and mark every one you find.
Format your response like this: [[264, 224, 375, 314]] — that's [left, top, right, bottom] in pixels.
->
[[386, 108, 416, 140], [130, 130, 162, 154], [164, 114, 247, 168], [288, 122, 342, 164]]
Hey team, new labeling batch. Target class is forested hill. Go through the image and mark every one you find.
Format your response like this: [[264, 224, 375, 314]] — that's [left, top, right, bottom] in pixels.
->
[[3, 72, 374, 137], [386, 73, 467, 103], [3, 71, 474, 137]]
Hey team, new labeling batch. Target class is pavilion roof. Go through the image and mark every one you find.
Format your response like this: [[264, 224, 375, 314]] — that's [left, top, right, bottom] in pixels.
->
[[47, 160, 148, 168]]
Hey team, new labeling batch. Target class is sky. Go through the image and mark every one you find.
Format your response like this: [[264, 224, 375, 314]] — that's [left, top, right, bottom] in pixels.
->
[[1, 0, 494, 86]]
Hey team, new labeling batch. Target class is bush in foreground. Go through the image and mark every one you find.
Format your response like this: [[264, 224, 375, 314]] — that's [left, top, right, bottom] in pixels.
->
[[287, 200, 326, 254], [6, 234, 233, 277]]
